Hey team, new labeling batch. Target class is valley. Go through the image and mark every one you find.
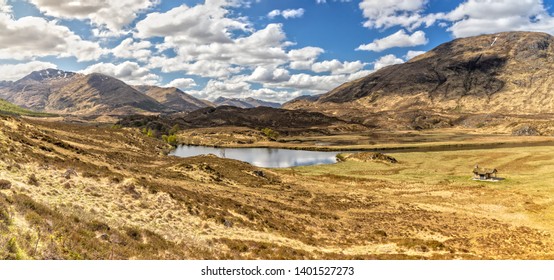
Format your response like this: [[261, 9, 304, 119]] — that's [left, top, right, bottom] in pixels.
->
[[2, 31, 554, 260], [1, 114, 554, 259]]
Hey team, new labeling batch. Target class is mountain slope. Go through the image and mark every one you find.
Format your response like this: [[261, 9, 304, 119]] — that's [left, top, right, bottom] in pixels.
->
[[0, 99, 55, 117], [0, 69, 80, 111], [0, 69, 173, 116], [46, 73, 170, 115], [213, 97, 281, 108], [135, 85, 213, 112], [284, 32, 554, 121]]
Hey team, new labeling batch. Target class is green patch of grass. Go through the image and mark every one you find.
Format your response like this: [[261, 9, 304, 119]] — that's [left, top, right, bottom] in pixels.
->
[[0, 99, 56, 117]]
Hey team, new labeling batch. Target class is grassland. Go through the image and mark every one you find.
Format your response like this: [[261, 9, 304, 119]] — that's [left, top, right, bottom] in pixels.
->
[[0, 99, 55, 118], [1, 115, 554, 259]]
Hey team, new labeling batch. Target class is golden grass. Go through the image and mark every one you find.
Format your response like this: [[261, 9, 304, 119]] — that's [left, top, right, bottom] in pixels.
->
[[2, 115, 554, 259]]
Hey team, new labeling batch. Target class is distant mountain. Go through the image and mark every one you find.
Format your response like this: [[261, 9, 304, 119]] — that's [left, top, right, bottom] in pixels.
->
[[0, 69, 81, 111], [284, 31, 554, 129], [135, 85, 213, 112], [0, 69, 171, 116], [46, 73, 170, 115], [213, 96, 281, 108]]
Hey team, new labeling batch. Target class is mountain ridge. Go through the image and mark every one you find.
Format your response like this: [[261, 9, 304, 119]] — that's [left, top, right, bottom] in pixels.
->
[[284, 31, 554, 128], [213, 96, 281, 108]]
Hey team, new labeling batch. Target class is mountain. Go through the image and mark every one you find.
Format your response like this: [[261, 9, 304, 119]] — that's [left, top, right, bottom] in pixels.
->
[[135, 85, 213, 112], [0, 69, 81, 111], [46, 73, 170, 115], [213, 96, 281, 108], [0, 69, 171, 116], [284, 32, 554, 127]]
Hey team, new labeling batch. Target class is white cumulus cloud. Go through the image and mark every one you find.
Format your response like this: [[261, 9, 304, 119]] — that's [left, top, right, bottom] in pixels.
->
[[81, 61, 160, 85], [357, 29, 428, 52], [167, 78, 197, 89], [28, 0, 158, 35], [0, 14, 104, 61], [373, 54, 404, 70], [446, 0, 554, 38], [404, 50, 426, 60], [311, 60, 366, 75], [112, 38, 152, 62], [359, 0, 440, 30]]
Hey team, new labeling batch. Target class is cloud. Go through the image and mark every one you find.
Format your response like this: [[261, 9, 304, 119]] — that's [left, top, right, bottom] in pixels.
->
[[373, 54, 404, 70], [288, 46, 325, 70], [0, 61, 57, 81], [404, 50, 426, 60], [359, 0, 440, 30], [0, 14, 104, 61], [316, 0, 351, 3], [112, 38, 152, 62], [311, 60, 366, 75], [249, 67, 291, 83], [282, 73, 348, 91], [357, 29, 428, 51], [81, 61, 160, 85], [0, 0, 11, 13], [135, 1, 249, 44], [347, 69, 374, 81], [268, 8, 305, 19], [138, 1, 298, 80], [167, 78, 197, 89], [445, 0, 554, 38], [28, 0, 158, 34]]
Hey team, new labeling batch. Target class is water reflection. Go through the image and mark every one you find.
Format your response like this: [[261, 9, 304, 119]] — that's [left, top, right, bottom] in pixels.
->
[[169, 145, 338, 168]]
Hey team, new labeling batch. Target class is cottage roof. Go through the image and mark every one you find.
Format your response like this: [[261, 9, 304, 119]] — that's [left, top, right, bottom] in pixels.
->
[[473, 167, 498, 175]]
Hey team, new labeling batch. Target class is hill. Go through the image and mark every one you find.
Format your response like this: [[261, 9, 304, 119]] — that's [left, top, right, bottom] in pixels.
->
[[284, 31, 554, 129], [0, 69, 172, 116], [118, 106, 365, 136], [135, 85, 213, 112], [0, 99, 55, 117], [0, 69, 80, 111], [213, 96, 281, 108]]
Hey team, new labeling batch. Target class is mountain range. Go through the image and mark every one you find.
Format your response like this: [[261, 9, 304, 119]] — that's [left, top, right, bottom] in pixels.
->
[[0, 69, 279, 116], [212, 96, 281, 108], [284, 31, 554, 128], [2, 31, 554, 124]]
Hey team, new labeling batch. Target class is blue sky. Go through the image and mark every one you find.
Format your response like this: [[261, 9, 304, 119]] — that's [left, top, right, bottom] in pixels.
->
[[1, 0, 554, 102]]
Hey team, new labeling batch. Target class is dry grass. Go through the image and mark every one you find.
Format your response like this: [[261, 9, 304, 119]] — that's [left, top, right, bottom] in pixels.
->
[[1, 115, 554, 259]]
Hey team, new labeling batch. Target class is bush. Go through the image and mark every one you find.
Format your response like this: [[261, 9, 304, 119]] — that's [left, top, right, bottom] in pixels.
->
[[162, 134, 178, 146], [0, 179, 11, 189], [27, 174, 39, 186], [168, 124, 180, 135], [261, 128, 279, 140]]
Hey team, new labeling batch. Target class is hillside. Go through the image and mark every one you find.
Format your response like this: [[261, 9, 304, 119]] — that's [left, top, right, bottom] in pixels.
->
[[2, 113, 554, 259], [284, 32, 554, 129], [0, 70, 173, 116], [0, 69, 80, 111], [0, 99, 55, 117], [135, 85, 213, 112], [118, 106, 365, 136], [213, 97, 281, 108]]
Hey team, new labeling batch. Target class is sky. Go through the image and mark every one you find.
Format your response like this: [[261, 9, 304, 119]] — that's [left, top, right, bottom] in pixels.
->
[[1, 0, 554, 103]]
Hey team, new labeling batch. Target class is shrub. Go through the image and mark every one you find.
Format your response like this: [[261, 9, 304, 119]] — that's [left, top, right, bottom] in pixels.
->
[[0, 179, 11, 189], [168, 124, 180, 135], [162, 134, 178, 146], [261, 128, 279, 140], [27, 174, 39, 186]]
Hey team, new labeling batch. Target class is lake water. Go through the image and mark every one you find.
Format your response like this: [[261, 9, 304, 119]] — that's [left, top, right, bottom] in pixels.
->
[[169, 145, 339, 168]]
